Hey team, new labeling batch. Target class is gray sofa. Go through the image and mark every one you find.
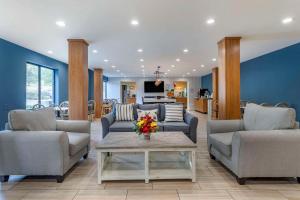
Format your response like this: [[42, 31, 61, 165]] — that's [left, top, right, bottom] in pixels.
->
[[207, 103, 300, 185], [0, 109, 90, 183], [101, 104, 198, 143]]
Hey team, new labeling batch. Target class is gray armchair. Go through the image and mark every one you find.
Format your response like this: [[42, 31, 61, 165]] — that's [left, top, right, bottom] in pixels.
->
[[207, 103, 300, 185], [0, 109, 90, 183]]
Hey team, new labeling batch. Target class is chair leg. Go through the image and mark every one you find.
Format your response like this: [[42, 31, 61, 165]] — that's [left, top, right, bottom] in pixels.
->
[[56, 175, 64, 183], [0, 175, 9, 182], [83, 153, 88, 159], [209, 153, 216, 160], [236, 177, 246, 185], [297, 177, 300, 183]]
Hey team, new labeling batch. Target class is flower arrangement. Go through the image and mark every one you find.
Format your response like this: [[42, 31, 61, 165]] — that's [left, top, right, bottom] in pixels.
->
[[134, 114, 158, 140]]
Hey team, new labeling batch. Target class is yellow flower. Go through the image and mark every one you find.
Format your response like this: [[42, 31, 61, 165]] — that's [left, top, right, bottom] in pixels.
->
[[150, 122, 157, 128]]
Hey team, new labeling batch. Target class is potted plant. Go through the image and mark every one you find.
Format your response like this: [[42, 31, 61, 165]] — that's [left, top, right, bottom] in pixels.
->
[[134, 114, 158, 140]]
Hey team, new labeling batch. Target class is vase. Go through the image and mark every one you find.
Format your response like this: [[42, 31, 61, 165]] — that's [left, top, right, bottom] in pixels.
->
[[144, 134, 150, 140]]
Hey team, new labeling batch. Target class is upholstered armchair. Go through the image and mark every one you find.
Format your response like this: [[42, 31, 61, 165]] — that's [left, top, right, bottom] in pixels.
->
[[0, 109, 90, 183]]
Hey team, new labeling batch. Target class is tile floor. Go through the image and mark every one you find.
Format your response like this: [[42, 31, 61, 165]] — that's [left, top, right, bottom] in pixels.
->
[[1, 112, 300, 200]]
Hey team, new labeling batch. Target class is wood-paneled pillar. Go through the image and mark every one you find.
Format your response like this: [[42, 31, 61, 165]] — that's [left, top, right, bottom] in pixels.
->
[[212, 67, 219, 119], [68, 39, 89, 120], [217, 37, 241, 120], [94, 68, 103, 118]]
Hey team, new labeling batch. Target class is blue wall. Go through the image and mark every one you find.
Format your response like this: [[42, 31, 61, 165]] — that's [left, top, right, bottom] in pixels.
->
[[200, 42, 300, 120], [88, 69, 94, 100], [0, 38, 68, 129], [201, 73, 212, 93]]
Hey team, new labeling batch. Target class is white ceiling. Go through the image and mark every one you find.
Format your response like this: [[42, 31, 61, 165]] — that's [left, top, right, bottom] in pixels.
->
[[1, 0, 300, 77]]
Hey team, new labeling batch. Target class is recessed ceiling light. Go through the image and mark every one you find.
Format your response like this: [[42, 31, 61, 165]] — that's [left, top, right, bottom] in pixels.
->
[[201, 64, 205, 68], [131, 19, 139, 26], [206, 18, 215, 25], [282, 17, 293, 24], [171, 65, 175, 68], [137, 48, 143, 53], [164, 72, 168, 75], [55, 20, 66, 27], [167, 69, 171, 72], [183, 49, 189, 53], [92, 49, 98, 54], [186, 72, 190, 75], [212, 58, 217, 62], [111, 65, 116, 68], [141, 65, 144, 68], [116, 69, 120, 72], [176, 58, 180, 62], [140, 59, 144, 62], [192, 69, 196, 72], [104, 59, 109, 62], [47, 50, 53, 54]]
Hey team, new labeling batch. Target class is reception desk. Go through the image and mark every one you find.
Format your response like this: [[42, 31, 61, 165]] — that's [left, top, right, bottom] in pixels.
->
[[194, 98, 208, 113]]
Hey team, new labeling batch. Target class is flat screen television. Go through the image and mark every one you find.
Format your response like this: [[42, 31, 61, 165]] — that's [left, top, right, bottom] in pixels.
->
[[144, 81, 164, 93]]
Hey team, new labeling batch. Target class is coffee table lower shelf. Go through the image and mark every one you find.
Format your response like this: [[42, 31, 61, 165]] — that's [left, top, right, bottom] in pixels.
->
[[97, 149, 196, 184]]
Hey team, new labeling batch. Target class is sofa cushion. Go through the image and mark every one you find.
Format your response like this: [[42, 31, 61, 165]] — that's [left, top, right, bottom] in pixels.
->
[[68, 132, 90, 156], [109, 121, 136, 132], [163, 122, 189, 133], [115, 104, 134, 121], [209, 132, 234, 157], [164, 104, 184, 122], [244, 103, 296, 131], [138, 104, 161, 121], [8, 108, 56, 131]]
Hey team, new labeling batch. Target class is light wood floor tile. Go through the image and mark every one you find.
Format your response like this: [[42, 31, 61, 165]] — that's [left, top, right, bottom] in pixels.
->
[[105, 182, 153, 190], [197, 177, 249, 190], [0, 190, 28, 200], [74, 190, 127, 200], [21, 190, 77, 200], [228, 190, 288, 200], [127, 190, 179, 200], [152, 181, 200, 190], [178, 189, 233, 200], [12, 179, 58, 190], [279, 190, 300, 200]]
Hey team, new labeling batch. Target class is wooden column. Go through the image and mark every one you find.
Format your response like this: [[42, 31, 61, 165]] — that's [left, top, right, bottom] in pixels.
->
[[217, 37, 241, 120], [68, 39, 89, 120], [212, 67, 219, 119], [94, 68, 103, 118]]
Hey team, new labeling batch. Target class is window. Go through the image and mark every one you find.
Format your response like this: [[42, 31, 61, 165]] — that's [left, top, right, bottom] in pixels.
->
[[26, 63, 55, 109]]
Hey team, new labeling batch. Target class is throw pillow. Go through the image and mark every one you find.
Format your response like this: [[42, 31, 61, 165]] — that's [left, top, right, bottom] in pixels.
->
[[137, 109, 158, 121], [243, 103, 296, 130], [115, 103, 134, 121], [164, 104, 184, 122]]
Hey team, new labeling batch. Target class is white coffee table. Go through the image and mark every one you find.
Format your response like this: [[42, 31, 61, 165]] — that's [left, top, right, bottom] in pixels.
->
[[96, 132, 197, 184]]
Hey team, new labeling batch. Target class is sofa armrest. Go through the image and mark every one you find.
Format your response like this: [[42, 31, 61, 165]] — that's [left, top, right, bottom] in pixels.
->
[[231, 129, 300, 178], [184, 112, 198, 143], [207, 120, 244, 135], [101, 112, 115, 138], [56, 120, 91, 134], [0, 131, 69, 176]]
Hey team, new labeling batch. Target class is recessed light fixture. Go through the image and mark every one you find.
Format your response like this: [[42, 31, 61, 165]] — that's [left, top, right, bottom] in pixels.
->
[[141, 65, 144, 68], [131, 19, 139, 26], [192, 69, 196, 72], [56, 20, 66, 27], [140, 59, 144, 62], [186, 72, 190, 75], [116, 69, 120, 72], [176, 58, 180, 62], [282, 17, 293, 24], [167, 69, 171, 72], [201, 64, 205, 68], [183, 49, 189, 53], [92, 49, 98, 54], [111, 65, 116, 68], [212, 58, 217, 62], [47, 50, 53, 54], [137, 48, 143, 53], [171, 65, 175, 68], [104, 59, 109, 62], [164, 72, 168, 75], [206, 18, 215, 25]]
